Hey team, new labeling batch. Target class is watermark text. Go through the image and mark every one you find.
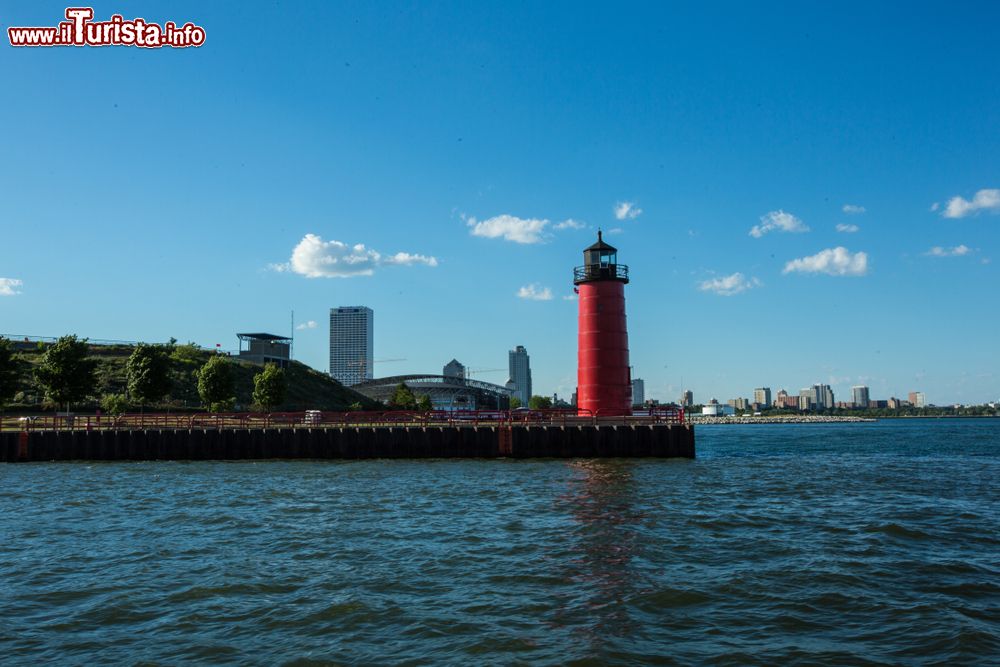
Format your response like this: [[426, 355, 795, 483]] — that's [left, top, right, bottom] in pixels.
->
[[8, 7, 206, 48]]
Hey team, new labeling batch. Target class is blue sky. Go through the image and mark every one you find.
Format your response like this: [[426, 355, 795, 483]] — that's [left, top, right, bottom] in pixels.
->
[[1, 1, 998, 405]]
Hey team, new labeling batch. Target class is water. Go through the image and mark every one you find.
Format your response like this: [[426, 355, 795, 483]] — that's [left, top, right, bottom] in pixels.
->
[[1, 419, 998, 665]]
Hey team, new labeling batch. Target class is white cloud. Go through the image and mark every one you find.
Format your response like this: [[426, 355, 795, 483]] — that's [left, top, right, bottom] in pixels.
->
[[783, 247, 868, 276], [516, 284, 553, 301], [295, 320, 318, 330], [614, 201, 642, 220], [842, 204, 866, 214], [606, 227, 624, 235], [382, 252, 438, 267], [749, 210, 809, 238], [285, 234, 438, 279], [698, 272, 761, 296], [553, 218, 586, 231], [925, 245, 971, 257], [930, 202, 940, 212], [836, 223, 860, 233], [562, 293, 578, 301], [467, 214, 549, 244], [942, 188, 1000, 218], [0, 278, 22, 296]]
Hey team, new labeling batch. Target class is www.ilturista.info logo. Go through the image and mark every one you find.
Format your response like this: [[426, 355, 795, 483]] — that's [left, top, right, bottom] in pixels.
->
[[8, 7, 205, 48]]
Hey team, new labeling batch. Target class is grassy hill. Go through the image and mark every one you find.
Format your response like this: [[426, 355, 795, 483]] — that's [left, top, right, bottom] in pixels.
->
[[5, 341, 382, 413]]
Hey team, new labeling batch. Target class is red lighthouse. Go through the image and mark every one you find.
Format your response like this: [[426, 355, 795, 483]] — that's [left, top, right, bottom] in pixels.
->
[[574, 231, 632, 416]]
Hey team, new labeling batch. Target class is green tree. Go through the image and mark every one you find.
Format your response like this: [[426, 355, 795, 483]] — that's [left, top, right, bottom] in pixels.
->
[[34, 335, 97, 412], [0, 337, 20, 426], [388, 382, 417, 410], [0, 337, 19, 404], [509, 396, 522, 409], [125, 343, 173, 410], [197, 354, 236, 412], [416, 394, 433, 412], [100, 393, 131, 415], [528, 395, 553, 410], [252, 363, 286, 412], [170, 342, 203, 365]]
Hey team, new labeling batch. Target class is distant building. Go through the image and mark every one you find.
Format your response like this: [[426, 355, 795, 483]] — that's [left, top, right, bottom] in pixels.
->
[[237, 333, 291, 368], [753, 387, 772, 407], [355, 374, 512, 411], [775, 389, 797, 409], [800, 384, 834, 410], [443, 359, 465, 379], [702, 403, 732, 416], [909, 391, 926, 408], [852, 385, 870, 409], [817, 384, 834, 409], [703, 399, 735, 416], [798, 390, 813, 411], [728, 397, 750, 410], [680, 390, 693, 407], [631, 378, 645, 406], [508, 345, 532, 404], [330, 306, 374, 386]]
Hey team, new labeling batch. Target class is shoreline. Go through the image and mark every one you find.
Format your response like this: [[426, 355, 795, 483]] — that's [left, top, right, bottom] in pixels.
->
[[691, 416, 877, 425], [689, 414, 999, 425]]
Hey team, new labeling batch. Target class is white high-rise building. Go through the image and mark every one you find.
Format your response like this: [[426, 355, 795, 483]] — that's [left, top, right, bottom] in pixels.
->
[[329, 306, 374, 386], [508, 345, 532, 404]]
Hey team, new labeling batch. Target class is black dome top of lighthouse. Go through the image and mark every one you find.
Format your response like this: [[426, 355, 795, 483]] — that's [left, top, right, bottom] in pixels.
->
[[574, 230, 629, 285], [584, 230, 617, 253]]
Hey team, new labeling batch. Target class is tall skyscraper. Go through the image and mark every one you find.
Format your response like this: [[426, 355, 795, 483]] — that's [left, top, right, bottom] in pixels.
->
[[803, 383, 835, 409], [508, 345, 532, 404], [681, 390, 693, 407], [329, 306, 374, 386], [819, 384, 834, 409], [852, 385, 870, 408], [753, 387, 772, 407], [908, 391, 926, 408], [631, 378, 645, 406]]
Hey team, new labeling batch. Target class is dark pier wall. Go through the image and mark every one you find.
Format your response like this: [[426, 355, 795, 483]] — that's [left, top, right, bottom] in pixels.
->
[[0, 424, 694, 462]]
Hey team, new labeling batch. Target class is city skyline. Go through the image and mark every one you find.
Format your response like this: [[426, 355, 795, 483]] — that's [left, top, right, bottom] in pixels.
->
[[1, 2, 998, 405]]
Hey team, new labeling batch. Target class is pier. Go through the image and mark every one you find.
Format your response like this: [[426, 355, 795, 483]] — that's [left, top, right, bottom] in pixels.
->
[[0, 410, 695, 461]]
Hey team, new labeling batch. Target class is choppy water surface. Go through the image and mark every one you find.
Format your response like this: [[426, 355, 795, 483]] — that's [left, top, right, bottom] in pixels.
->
[[1, 419, 998, 664]]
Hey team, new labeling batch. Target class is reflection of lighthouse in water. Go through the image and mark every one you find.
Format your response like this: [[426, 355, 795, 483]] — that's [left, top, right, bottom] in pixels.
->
[[550, 461, 644, 644], [574, 231, 632, 416]]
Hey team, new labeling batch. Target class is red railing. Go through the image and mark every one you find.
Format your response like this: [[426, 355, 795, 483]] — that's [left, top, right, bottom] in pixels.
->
[[2, 407, 686, 432]]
